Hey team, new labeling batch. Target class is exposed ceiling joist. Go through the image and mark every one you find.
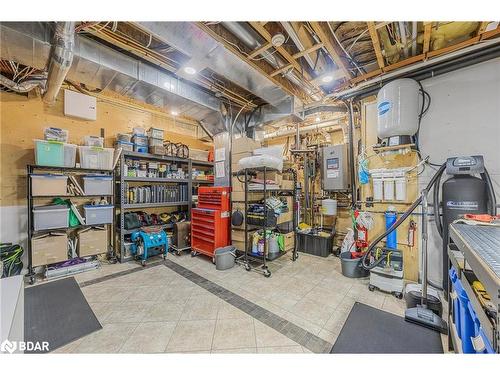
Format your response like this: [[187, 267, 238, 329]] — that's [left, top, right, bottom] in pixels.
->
[[308, 22, 352, 79], [248, 42, 272, 59], [367, 22, 385, 69], [292, 43, 324, 60], [422, 22, 433, 54]]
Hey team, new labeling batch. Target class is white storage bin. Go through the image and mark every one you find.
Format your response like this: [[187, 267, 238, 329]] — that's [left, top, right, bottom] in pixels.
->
[[63, 143, 77, 167], [83, 136, 104, 147], [83, 175, 113, 195], [33, 205, 69, 230], [132, 127, 146, 136], [132, 134, 148, 146], [31, 174, 68, 196], [148, 137, 163, 147], [78, 146, 115, 170], [84, 205, 114, 225], [147, 127, 164, 139], [44, 127, 68, 142]]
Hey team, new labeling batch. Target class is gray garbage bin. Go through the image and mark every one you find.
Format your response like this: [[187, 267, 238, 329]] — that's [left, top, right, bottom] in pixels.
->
[[214, 246, 236, 271]]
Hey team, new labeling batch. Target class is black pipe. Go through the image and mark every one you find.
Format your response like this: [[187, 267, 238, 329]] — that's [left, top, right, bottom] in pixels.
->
[[347, 99, 356, 207], [341, 43, 500, 101]]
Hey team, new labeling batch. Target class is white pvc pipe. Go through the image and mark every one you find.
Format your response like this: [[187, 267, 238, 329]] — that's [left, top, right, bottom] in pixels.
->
[[264, 117, 346, 139]]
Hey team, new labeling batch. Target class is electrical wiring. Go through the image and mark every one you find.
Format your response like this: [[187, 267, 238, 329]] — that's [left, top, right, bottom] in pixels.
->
[[326, 21, 364, 76], [347, 28, 370, 52]]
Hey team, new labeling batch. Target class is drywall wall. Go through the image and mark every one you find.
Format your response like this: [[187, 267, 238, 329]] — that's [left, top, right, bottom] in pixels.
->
[[0, 88, 212, 251], [418, 57, 500, 286]]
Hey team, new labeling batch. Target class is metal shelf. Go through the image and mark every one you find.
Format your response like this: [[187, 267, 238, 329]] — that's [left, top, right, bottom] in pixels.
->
[[192, 179, 214, 184], [32, 224, 110, 234], [123, 202, 189, 209], [123, 177, 189, 183], [122, 150, 190, 163], [31, 194, 113, 199], [121, 223, 174, 235], [28, 165, 114, 173], [191, 160, 214, 167]]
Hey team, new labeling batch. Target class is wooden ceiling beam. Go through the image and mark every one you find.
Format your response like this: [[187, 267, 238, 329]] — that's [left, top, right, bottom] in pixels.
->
[[367, 22, 385, 69], [422, 22, 433, 54], [308, 22, 351, 79], [248, 42, 273, 59], [292, 43, 324, 60], [477, 22, 490, 35]]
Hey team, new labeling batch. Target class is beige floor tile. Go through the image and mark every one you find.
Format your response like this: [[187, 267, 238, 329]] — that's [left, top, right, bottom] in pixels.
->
[[257, 345, 304, 353], [254, 320, 297, 348], [317, 328, 339, 344], [102, 301, 154, 323], [211, 318, 256, 350], [73, 322, 138, 353], [288, 297, 337, 327], [217, 302, 251, 320], [322, 307, 350, 333], [160, 287, 194, 304], [127, 286, 166, 302], [166, 320, 216, 352], [180, 294, 221, 321], [381, 295, 406, 317], [120, 321, 177, 353], [88, 302, 114, 323], [211, 347, 257, 354], [144, 302, 186, 322], [82, 285, 133, 303]]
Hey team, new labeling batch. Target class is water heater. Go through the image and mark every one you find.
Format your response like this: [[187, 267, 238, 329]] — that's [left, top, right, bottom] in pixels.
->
[[377, 78, 420, 146]]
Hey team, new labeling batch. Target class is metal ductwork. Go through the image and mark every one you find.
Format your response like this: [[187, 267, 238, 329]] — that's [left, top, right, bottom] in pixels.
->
[[0, 22, 228, 135], [264, 114, 347, 139], [43, 22, 75, 105], [0, 74, 46, 93]]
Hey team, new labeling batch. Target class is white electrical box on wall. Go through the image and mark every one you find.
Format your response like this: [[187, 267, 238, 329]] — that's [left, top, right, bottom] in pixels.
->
[[64, 89, 97, 120]]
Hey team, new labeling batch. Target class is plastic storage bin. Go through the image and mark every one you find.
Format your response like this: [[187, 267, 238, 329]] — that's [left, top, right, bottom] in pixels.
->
[[134, 145, 148, 153], [78, 146, 115, 170], [34, 140, 64, 167], [33, 205, 70, 230], [84, 205, 114, 225], [147, 127, 164, 139], [467, 301, 495, 354], [297, 232, 333, 257], [83, 175, 113, 195], [44, 127, 68, 142], [63, 143, 77, 167], [83, 136, 104, 147], [115, 141, 134, 152], [31, 174, 68, 196], [449, 267, 475, 353], [132, 134, 148, 146]]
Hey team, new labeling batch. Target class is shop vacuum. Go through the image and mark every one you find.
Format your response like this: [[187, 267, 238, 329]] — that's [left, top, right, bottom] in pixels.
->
[[361, 155, 496, 333]]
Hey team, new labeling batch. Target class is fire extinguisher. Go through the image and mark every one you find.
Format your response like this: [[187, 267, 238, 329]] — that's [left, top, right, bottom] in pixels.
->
[[353, 210, 369, 251]]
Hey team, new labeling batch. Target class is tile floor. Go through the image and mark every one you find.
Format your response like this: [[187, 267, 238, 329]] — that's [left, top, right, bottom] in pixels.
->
[[47, 251, 441, 354]]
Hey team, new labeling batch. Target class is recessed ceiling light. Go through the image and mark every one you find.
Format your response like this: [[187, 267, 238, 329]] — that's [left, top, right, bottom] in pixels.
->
[[183, 66, 197, 75], [315, 116, 321, 123], [321, 75, 334, 83], [171, 110, 179, 116]]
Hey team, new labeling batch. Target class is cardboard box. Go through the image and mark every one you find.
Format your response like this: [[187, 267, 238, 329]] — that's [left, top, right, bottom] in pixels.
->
[[277, 210, 293, 224], [232, 239, 246, 252], [255, 171, 282, 185], [231, 190, 264, 202], [281, 179, 294, 190], [77, 228, 108, 257], [32, 233, 68, 267], [231, 176, 245, 192], [232, 136, 261, 154], [231, 228, 256, 242], [282, 231, 295, 251]]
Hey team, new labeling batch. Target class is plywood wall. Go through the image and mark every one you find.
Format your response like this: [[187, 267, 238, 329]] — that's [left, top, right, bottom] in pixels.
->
[[0, 90, 212, 206]]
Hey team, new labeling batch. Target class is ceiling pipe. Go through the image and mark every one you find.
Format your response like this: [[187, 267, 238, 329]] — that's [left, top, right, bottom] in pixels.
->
[[222, 22, 321, 101], [411, 22, 418, 56], [0, 74, 46, 93], [43, 22, 75, 105], [264, 115, 346, 139], [280, 22, 316, 70], [398, 22, 409, 58]]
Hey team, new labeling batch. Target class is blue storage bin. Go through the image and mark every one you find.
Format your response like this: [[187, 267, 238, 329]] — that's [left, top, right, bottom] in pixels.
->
[[449, 268, 461, 334], [132, 134, 148, 146], [467, 301, 495, 354], [134, 145, 148, 153], [449, 267, 475, 353]]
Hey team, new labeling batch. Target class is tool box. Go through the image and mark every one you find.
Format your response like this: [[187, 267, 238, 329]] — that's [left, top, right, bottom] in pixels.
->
[[191, 187, 231, 261]]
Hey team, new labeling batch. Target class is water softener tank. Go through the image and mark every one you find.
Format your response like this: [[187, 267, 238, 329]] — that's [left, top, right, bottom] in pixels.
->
[[377, 79, 420, 146], [385, 209, 398, 249]]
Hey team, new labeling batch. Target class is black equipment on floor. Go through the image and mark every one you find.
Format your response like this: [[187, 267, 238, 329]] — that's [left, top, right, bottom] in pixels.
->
[[24, 277, 102, 352], [330, 302, 443, 353], [1, 243, 24, 277]]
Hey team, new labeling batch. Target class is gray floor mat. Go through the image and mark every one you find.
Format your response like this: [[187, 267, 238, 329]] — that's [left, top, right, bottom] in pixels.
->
[[24, 277, 101, 353], [330, 302, 444, 353]]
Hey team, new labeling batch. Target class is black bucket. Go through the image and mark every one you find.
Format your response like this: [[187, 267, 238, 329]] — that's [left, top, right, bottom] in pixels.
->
[[340, 252, 369, 278]]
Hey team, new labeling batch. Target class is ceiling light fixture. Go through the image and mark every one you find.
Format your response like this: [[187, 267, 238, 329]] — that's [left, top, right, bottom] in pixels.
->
[[315, 116, 321, 123], [171, 110, 179, 116], [321, 74, 334, 83], [183, 66, 197, 75]]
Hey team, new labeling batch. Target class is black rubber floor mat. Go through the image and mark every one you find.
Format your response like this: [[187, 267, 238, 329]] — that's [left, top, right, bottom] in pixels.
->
[[330, 302, 443, 353], [24, 277, 101, 353]]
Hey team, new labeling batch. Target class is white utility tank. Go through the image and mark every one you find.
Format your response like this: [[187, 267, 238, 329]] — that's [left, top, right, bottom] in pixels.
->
[[377, 78, 420, 145], [321, 199, 337, 216]]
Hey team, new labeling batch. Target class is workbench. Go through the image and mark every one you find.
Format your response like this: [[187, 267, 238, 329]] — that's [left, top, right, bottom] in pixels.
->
[[447, 223, 500, 353]]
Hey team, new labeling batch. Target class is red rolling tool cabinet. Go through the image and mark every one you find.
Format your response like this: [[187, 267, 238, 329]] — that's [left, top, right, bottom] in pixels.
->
[[191, 186, 231, 261]]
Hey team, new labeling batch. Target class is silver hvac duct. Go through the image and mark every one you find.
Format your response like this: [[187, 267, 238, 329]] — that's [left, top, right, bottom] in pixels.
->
[[43, 22, 75, 105], [0, 74, 46, 93], [0, 22, 228, 135]]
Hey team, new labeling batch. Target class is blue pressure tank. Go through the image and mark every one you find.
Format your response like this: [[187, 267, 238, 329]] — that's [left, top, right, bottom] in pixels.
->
[[384, 210, 398, 249]]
